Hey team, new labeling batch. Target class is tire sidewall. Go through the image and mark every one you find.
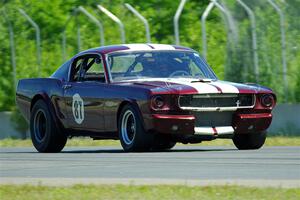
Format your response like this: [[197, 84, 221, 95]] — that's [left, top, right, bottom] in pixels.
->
[[118, 104, 151, 152], [233, 132, 266, 150], [30, 100, 58, 152]]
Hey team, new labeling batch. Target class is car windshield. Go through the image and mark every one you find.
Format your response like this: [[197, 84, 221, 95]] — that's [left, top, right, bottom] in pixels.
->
[[107, 51, 217, 81]]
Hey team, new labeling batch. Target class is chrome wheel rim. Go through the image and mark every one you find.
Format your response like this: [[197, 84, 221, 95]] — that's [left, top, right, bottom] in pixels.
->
[[121, 110, 136, 145], [33, 109, 47, 143]]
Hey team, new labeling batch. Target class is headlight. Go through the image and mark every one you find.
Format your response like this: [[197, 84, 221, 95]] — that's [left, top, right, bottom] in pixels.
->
[[151, 96, 165, 110], [260, 94, 274, 107]]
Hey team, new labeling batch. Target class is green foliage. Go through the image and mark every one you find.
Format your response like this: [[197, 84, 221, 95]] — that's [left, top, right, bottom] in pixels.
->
[[0, 184, 299, 200], [0, 0, 299, 112]]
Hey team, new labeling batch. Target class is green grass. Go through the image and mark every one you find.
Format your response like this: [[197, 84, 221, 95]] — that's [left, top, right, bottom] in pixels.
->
[[0, 136, 299, 148], [0, 184, 299, 200]]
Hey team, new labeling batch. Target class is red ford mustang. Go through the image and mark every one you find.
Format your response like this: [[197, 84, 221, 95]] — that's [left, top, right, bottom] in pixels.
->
[[16, 44, 276, 152]]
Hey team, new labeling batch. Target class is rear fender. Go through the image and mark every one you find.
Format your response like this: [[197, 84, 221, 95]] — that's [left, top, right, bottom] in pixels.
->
[[31, 92, 65, 132]]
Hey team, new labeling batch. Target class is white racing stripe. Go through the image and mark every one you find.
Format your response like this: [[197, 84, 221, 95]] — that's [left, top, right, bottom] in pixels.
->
[[124, 78, 220, 93], [194, 126, 234, 135], [125, 44, 152, 50], [215, 126, 235, 135], [194, 127, 215, 135], [166, 78, 219, 93], [123, 78, 242, 94], [210, 81, 239, 93], [148, 44, 175, 50], [124, 44, 176, 51]]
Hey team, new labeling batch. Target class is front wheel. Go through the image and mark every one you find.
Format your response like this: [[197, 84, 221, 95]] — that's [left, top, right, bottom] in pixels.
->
[[30, 100, 67, 152], [152, 136, 176, 151], [232, 132, 266, 150], [118, 104, 153, 152]]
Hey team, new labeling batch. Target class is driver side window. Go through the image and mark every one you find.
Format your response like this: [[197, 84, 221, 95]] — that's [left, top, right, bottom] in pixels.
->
[[70, 54, 106, 83]]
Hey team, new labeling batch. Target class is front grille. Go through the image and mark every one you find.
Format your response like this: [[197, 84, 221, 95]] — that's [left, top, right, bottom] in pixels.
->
[[179, 94, 254, 110], [193, 111, 233, 127]]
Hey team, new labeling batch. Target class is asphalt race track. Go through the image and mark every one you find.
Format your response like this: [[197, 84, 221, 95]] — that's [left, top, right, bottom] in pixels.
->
[[1, 146, 300, 187]]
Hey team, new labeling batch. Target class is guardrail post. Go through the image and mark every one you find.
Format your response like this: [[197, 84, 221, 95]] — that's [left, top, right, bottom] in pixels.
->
[[18, 8, 41, 77], [75, 14, 81, 52], [202, 0, 235, 58], [237, 0, 259, 82], [97, 5, 125, 43], [201, 0, 237, 78], [2, 9, 17, 89], [124, 3, 150, 43], [78, 6, 105, 46], [174, 0, 187, 45], [201, 1, 214, 59], [62, 7, 105, 61], [267, 0, 287, 102]]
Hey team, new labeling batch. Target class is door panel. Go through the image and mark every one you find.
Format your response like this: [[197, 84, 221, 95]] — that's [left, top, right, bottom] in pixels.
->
[[64, 82, 106, 131], [63, 53, 107, 131]]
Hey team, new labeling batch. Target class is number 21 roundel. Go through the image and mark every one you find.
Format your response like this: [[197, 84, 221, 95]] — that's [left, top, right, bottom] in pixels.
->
[[72, 93, 84, 124]]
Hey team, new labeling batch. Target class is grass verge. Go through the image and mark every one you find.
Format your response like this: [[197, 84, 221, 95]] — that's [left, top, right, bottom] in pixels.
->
[[0, 184, 299, 200], [0, 136, 299, 148]]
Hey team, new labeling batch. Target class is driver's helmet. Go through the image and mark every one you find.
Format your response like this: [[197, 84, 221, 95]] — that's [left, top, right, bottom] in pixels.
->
[[140, 54, 171, 77], [152, 53, 173, 77]]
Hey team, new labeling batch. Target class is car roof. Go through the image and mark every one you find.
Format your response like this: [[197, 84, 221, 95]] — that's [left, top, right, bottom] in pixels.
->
[[75, 44, 194, 56]]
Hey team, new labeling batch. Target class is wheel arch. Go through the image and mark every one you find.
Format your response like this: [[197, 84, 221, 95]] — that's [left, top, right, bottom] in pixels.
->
[[30, 93, 64, 131], [116, 99, 145, 128], [31, 94, 46, 111]]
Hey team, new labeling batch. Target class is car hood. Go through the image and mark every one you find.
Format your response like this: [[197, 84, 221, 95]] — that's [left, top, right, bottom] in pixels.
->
[[115, 78, 273, 95]]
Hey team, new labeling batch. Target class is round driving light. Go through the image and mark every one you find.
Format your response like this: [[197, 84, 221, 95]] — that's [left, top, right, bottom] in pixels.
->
[[261, 94, 274, 107], [151, 96, 166, 110]]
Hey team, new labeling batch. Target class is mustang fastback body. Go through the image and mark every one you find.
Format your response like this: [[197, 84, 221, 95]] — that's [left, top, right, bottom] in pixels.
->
[[16, 44, 276, 152]]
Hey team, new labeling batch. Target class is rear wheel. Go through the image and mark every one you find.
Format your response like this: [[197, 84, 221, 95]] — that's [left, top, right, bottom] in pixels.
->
[[118, 104, 153, 152], [232, 132, 266, 150], [30, 100, 67, 152]]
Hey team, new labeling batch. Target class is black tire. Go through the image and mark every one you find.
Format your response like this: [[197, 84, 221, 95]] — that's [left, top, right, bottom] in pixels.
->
[[30, 100, 67, 152], [152, 141, 176, 151], [118, 104, 153, 152], [232, 132, 266, 150], [152, 137, 176, 151]]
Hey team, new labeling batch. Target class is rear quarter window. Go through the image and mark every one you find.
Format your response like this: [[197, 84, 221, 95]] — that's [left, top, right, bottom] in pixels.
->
[[51, 60, 71, 81]]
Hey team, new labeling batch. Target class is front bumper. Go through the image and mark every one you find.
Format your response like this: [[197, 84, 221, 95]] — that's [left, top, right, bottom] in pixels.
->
[[145, 112, 272, 136]]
